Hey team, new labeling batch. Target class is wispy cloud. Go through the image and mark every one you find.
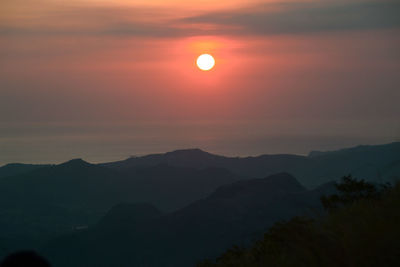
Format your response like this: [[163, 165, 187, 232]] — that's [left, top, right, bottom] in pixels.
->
[[182, 0, 400, 35], [0, 1, 189, 37], [1, 0, 399, 38]]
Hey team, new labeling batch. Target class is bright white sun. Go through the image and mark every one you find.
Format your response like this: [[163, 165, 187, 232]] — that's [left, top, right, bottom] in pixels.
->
[[197, 54, 215, 71]]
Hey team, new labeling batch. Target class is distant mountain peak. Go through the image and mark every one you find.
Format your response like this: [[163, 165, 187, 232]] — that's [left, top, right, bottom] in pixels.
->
[[163, 149, 220, 162], [166, 148, 211, 156], [58, 158, 91, 168]]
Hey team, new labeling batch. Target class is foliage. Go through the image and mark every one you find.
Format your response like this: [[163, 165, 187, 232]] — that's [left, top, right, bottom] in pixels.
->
[[320, 175, 391, 211], [197, 177, 400, 267]]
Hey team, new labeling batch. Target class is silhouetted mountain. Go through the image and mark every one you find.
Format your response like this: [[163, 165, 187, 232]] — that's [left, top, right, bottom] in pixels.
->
[[380, 160, 400, 183], [101, 149, 225, 171], [102, 149, 310, 182], [0, 159, 240, 211], [57, 158, 92, 168], [1, 142, 398, 265], [3, 142, 398, 189], [0, 163, 50, 178], [127, 164, 242, 210], [304, 142, 400, 185], [0, 160, 240, 258], [199, 180, 400, 267], [42, 173, 335, 267], [0, 159, 120, 210], [102, 142, 400, 187]]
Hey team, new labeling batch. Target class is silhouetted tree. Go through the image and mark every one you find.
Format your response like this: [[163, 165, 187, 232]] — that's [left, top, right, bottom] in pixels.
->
[[198, 179, 400, 267], [320, 175, 390, 211]]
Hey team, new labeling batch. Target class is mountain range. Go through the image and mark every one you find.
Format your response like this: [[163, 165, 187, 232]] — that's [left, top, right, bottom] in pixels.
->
[[102, 142, 400, 187], [42, 173, 335, 267], [0, 142, 398, 265], [2, 142, 398, 187]]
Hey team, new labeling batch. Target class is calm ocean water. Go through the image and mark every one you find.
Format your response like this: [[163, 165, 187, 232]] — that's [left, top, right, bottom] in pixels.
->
[[0, 121, 397, 165]]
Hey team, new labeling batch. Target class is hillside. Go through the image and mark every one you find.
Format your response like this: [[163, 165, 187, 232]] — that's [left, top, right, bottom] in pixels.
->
[[0, 160, 240, 259], [0, 142, 398, 265], [42, 173, 335, 267], [198, 181, 400, 267], [101, 142, 400, 187]]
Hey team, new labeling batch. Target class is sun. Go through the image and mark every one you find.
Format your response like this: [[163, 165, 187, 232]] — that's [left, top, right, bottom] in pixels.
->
[[197, 54, 215, 71]]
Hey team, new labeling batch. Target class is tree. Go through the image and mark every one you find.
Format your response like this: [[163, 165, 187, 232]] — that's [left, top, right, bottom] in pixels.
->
[[320, 175, 390, 211]]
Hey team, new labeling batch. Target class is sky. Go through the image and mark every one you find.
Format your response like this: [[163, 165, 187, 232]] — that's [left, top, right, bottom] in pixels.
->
[[0, 0, 399, 164]]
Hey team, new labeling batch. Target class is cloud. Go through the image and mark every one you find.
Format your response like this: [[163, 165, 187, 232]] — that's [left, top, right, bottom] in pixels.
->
[[0, 1, 190, 38], [1, 0, 399, 38], [182, 0, 400, 35]]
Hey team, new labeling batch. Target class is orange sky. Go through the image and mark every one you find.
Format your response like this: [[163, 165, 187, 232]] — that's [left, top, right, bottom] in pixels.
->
[[0, 0, 399, 163]]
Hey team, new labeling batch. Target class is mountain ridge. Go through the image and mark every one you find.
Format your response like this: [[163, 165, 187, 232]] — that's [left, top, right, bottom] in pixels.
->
[[101, 142, 400, 187], [42, 172, 334, 267]]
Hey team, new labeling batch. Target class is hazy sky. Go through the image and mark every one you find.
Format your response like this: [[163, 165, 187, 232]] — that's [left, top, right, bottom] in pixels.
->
[[0, 0, 399, 164]]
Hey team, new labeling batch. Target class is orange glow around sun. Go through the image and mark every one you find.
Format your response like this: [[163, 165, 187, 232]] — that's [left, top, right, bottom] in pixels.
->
[[165, 36, 244, 93]]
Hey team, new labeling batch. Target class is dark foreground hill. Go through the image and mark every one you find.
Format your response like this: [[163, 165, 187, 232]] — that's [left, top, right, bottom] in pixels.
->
[[0, 160, 241, 213], [0, 142, 398, 264], [42, 173, 335, 267], [0, 161, 240, 258], [198, 181, 400, 267]]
